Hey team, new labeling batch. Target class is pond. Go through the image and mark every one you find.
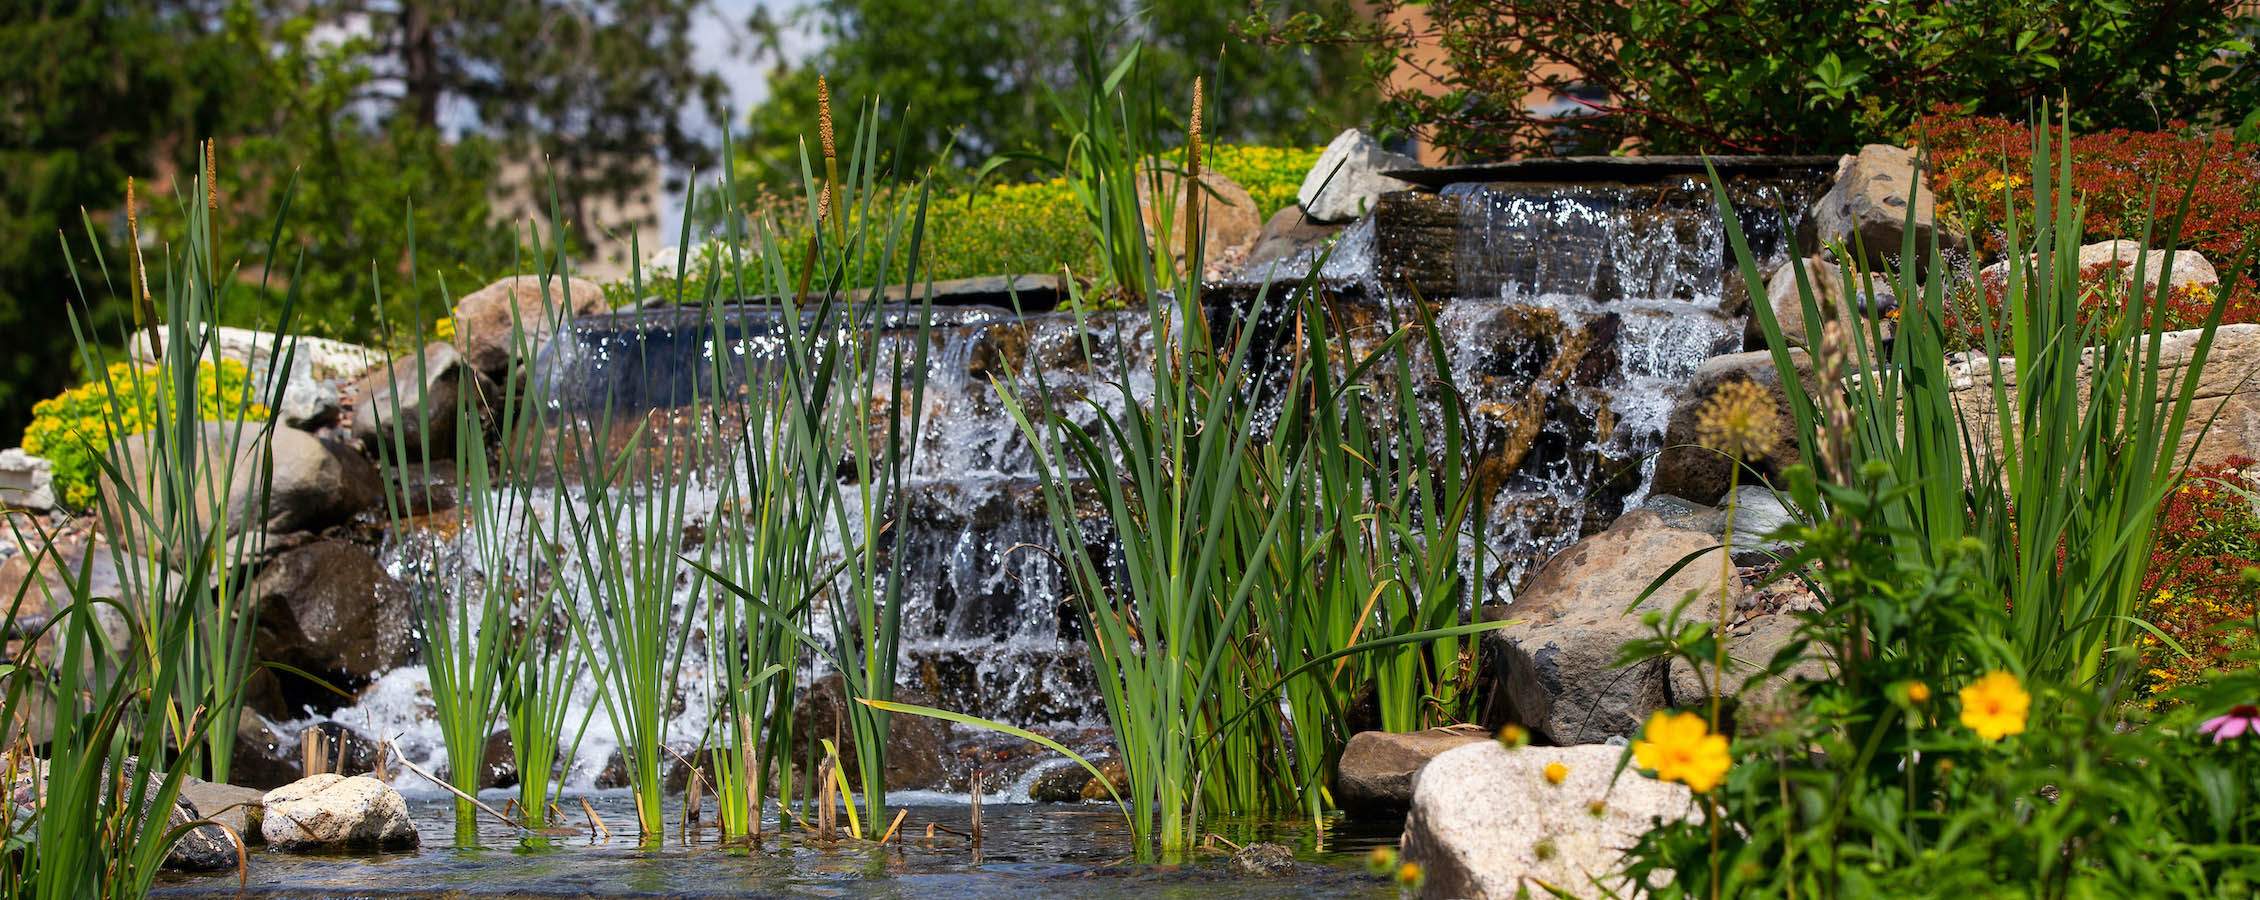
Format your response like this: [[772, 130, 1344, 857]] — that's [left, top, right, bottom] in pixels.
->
[[151, 792, 1407, 899]]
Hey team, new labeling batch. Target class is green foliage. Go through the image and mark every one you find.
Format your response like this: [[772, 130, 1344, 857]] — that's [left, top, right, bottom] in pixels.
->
[[21, 360, 266, 509], [1266, 0, 2260, 160], [1205, 144, 1322, 218], [736, 1, 1367, 184]]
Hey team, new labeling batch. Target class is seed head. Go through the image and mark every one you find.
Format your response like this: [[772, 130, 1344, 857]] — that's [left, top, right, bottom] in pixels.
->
[[816, 75, 835, 160], [1694, 379, 1784, 461], [205, 138, 219, 210]]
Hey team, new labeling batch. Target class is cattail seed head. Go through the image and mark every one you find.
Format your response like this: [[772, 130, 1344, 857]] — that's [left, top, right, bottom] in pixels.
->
[[1186, 77, 1204, 176], [817, 75, 836, 161], [205, 138, 219, 210]]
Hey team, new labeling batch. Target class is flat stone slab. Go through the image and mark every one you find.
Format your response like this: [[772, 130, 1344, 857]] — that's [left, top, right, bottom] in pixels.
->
[[1387, 154, 1839, 189]]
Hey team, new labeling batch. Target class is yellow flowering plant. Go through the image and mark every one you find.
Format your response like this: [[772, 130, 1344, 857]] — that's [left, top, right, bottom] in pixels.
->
[[22, 360, 270, 508]]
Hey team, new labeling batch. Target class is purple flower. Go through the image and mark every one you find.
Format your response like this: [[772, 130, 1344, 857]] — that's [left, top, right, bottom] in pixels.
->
[[2199, 704, 2260, 744]]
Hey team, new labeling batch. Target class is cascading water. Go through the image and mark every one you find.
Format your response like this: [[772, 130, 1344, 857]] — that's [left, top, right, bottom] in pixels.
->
[[287, 167, 1819, 798]]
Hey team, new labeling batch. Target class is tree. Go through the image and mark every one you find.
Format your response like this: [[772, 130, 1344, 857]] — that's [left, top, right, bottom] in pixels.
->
[[736, 0, 1372, 184], [1261, 0, 2260, 161], [0, 1, 243, 442]]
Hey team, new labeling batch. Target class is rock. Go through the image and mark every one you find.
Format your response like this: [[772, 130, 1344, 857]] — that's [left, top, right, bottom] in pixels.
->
[[1722, 484, 1798, 552], [0, 526, 136, 668], [791, 673, 951, 792], [0, 449, 56, 511], [1238, 206, 1345, 279], [1666, 612, 1830, 735], [179, 776, 267, 846], [1650, 350, 1813, 505], [129, 326, 384, 430], [1400, 743, 1698, 899], [1335, 726, 1491, 813], [1798, 144, 1962, 269], [1747, 255, 1896, 350], [349, 342, 495, 460], [260, 774, 418, 851], [229, 709, 301, 790], [6, 759, 247, 871], [1080, 758, 1130, 802], [1948, 323, 2260, 467], [1026, 761, 1093, 803], [249, 540, 413, 713], [166, 792, 247, 871], [1229, 842, 1299, 877], [98, 422, 382, 558], [1486, 510, 1730, 744], [1977, 240, 2220, 295], [480, 731, 518, 790], [1297, 129, 1419, 223], [451, 275, 609, 379], [1137, 168, 1264, 263]]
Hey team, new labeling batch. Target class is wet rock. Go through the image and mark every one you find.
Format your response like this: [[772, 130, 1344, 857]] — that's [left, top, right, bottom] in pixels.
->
[[1239, 206, 1343, 276], [1298, 129, 1418, 223], [0, 448, 55, 511], [1400, 743, 1697, 899], [480, 731, 518, 790], [1799, 144, 1962, 270], [249, 540, 412, 713], [1079, 758, 1129, 802], [99, 423, 382, 557], [350, 342, 495, 460], [229, 709, 301, 790], [792, 673, 951, 791], [260, 774, 418, 852], [1138, 168, 1263, 263], [452, 275, 610, 379], [1026, 761, 1093, 803], [1229, 842, 1299, 877], [1335, 726, 1491, 814], [1485, 509, 1729, 744], [7, 759, 248, 871], [1369, 191, 1461, 300], [167, 792, 248, 871], [592, 748, 631, 790], [1650, 350, 1813, 505]]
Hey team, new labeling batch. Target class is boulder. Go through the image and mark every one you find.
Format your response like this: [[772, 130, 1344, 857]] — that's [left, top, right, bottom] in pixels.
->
[[451, 275, 609, 379], [1650, 350, 1813, 505], [6, 759, 246, 872], [350, 342, 494, 460], [249, 540, 413, 713], [1335, 726, 1491, 813], [1137, 168, 1263, 264], [1799, 144, 1962, 269], [0, 449, 55, 511], [1977, 240, 2219, 295], [179, 776, 268, 846], [1239, 206, 1344, 278], [260, 774, 418, 851], [1400, 743, 1697, 899], [1666, 611, 1831, 736], [1746, 255, 1896, 351], [1297, 129, 1418, 223], [792, 673, 951, 791], [98, 422, 381, 558], [129, 326, 385, 430], [1026, 761, 1093, 803], [1486, 509, 1730, 744], [1229, 842, 1299, 877], [1948, 323, 2260, 467]]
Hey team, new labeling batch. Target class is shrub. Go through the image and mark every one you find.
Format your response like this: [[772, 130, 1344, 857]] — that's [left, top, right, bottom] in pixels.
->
[[19, 360, 268, 508], [1940, 259, 2260, 352], [2141, 458, 2260, 702], [1915, 110, 2260, 264], [1205, 144, 1322, 217]]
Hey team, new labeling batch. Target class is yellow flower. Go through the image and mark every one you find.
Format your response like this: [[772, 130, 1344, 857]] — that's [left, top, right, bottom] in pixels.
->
[[1957, 670, 2030, 741], [1693, 380, 1783, 461], [1395, 862, 1424, 887], [1632, 711, 1731, 793], [1904, 681, 1931, 703], [1543, 761, 1568, 785], [1495, 723, 1530, 749]]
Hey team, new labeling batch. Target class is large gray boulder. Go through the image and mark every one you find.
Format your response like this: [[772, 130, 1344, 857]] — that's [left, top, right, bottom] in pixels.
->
[[260, 774, 418, 851], [1799, 144, 1962, 269], [1297, 129, 1418, 223], [1401, 743, 1697, 899], [1487, 510, 1730, 744], [249, 540, 413, 712], [1336, 726, 1490, 813], [98, 422, 380, 559], [451, 275, 609, 379], [350, 342, 494, 460]]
